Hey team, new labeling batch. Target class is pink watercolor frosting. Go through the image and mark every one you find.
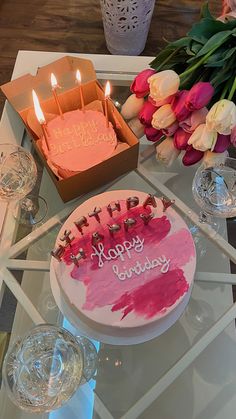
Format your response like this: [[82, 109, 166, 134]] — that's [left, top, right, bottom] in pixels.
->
[[51, 190, 196, 328], [41, 109, 117, 172]]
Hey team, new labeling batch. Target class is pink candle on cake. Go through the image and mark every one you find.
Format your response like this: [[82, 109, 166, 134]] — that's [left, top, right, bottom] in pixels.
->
[[104, 81, 111, 128], [32, 89, 50, 151], [50, 73, 64, 119], [75, 70, 85, 112]]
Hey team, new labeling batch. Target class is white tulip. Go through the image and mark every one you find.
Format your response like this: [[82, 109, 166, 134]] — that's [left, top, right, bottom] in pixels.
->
[[121, 94, 145, 120]]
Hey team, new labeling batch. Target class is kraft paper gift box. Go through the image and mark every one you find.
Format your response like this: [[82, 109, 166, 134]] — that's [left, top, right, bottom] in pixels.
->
[[1, 56, 139, 202]]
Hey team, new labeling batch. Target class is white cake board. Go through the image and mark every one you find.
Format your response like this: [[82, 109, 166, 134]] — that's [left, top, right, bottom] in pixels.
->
[[50, 267, 193, 345]]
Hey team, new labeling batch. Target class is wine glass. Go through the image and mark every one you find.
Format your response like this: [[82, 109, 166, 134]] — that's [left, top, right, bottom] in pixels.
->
[[0, 143, 47, 225], [2, 324, 97, 413], [192, 157, 236, 230]]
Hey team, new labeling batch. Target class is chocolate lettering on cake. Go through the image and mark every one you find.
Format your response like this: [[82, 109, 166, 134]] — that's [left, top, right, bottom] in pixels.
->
[[90, 235, 171, 280], [50, 120, 115, 156]]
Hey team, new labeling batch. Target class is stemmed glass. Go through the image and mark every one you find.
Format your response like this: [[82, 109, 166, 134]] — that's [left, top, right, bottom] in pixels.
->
[[2, 324, 97, 413], [0, 143, 47, 225], [192, 157, 236, 230]]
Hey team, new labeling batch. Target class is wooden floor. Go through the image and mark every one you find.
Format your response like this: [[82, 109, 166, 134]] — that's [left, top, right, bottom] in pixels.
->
[[0, 0, 221, 116]]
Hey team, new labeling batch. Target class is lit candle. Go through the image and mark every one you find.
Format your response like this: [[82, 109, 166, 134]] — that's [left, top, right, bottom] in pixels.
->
[[50, 73, 64, 119], [75, 70, 85, 112], [32, 89, 50, 151], [104, 81, 111, 128]]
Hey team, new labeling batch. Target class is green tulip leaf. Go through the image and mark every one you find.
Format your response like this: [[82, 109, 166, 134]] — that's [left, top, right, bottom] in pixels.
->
[[188, 19, 231, 44], [201, 2, 214, 20], [203, 46, 236, 67], [190, 42, 203, 55], [224, 46, 236, 60], [167, 37, 191, 49], [209, 57, 235, 87], [195, 30, 233, 57], [149, 48, 175, 68]]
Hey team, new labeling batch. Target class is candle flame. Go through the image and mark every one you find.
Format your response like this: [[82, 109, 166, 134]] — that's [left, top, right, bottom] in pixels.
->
[[50, 73, 58, 89], [32, 90, 45, 124], [76, 69, 81, 83], [105, 81, 111, 98]]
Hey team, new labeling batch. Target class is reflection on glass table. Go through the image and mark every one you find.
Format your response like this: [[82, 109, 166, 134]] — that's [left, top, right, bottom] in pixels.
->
[[0, 143, 47, 226]]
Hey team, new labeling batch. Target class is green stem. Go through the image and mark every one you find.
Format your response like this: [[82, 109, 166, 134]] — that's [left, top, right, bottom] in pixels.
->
[[156, 47, 182, 72], [179, 44, 221, 79], [228, 75, 236, 101], [220, 77, 234, 100]]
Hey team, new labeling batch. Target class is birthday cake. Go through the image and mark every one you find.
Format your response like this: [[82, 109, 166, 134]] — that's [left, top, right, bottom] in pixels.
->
[[50, 190, 196, 329], [40, 107, 117, 176]]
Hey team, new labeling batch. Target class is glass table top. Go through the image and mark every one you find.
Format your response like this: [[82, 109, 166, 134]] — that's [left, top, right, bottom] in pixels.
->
[[0, 52, 236, 419]]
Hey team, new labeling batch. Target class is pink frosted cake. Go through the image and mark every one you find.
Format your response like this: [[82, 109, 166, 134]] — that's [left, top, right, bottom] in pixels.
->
[[50, 190, 196, 329], [41, 109, 117, 175]]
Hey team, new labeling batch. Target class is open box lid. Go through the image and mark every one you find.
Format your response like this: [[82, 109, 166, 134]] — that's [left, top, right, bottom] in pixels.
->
[[0, 56, 97, 113]]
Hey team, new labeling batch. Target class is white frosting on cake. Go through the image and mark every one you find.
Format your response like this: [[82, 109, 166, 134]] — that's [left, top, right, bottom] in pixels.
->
[[50, 190, 196, 329]]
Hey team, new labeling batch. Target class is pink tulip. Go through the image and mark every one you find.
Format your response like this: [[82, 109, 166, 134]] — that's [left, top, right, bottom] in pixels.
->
[[230, 125, 236, 146], [171, 90, 191, 122], [179, 107, 208, 133], [162, 121, 179, 136], [138, 101, 157, 126], [144, 126, 163, 142], [213, 134, 231, 153], [130, 69, 156, 98], [182, 146, 204, 166], [185, 82, 214, 111], [148, 94, 175, 107], [174, 128, 192, 150]]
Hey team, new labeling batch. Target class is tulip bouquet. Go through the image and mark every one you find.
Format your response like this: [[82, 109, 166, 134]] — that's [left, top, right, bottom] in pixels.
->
[[121, 1, 236, 166]]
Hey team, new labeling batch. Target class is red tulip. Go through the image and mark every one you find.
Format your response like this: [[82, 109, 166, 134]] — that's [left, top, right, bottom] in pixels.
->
[[182, 146, 204, 166], [130, 69, 156, 98], [213, 134, 231, 153], [144, 126, 163, 142], [174, 128, 192, 150], [185, 82, 214, 111], [138, 101, 157, 126], [171, 90, 191, 121]]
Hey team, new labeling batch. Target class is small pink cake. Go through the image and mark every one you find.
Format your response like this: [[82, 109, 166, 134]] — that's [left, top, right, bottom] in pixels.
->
[[50, 190, 196, 329], [41, 109, 117, 173]]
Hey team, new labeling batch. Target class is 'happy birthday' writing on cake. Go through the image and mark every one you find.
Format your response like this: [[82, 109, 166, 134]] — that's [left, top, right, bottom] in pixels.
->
[[49, 121, 115, 155], [90, 235, 171, 281]]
